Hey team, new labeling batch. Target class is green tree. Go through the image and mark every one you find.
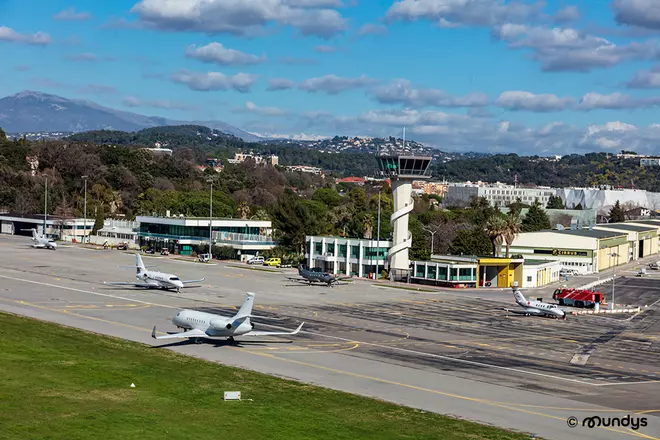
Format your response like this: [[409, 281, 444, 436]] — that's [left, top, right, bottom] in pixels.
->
[[312, 187, 343, 208], [508, 198, 528, 216], [237, 200, 251, 220], [521, 201, 551, 232], [363, 214, 374, 239], [92, 208, 104, 234], [485, 214, 507, 257], [502, 212, 522, 258], [0, 126, 6, 140], [448, 228, 492, 256], [609, 200, 626, 223], [409, 216, 430, 261], [546, 195, 564, 209]]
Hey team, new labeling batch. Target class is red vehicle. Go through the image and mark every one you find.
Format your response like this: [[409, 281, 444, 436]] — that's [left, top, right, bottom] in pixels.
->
[[552, 288, 605, 308]]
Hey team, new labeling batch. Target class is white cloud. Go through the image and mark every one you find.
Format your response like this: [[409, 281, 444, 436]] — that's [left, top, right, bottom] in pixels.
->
[[240, 101, 290, 116], [298, 74, 377, 94], [314, 45, 337, 53], [0, 26, 51, 45], [386, 0, 544, 27], [612, 0, 660, 30], [495, 91, 574, 112], [627, 65, 660, 88], [123, 96, 197, 110], [357, 23, 388, 36], [553, 5, 580, 23], [130, 0, 347, 38], [267, 78, 294, 91], [170, 70, 258, 92], [54, 7, 92, 21], [184, 42, 265, 66], [372, 79, 488, 108], [492, 24, 660, 72]]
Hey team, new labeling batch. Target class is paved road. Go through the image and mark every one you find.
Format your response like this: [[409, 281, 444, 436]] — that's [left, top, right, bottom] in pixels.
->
[[0, 237, 658, 440]]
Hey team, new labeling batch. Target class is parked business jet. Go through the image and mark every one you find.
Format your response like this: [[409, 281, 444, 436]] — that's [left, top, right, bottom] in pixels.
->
[[286, 264, 353, 287], [104, 253, 204, 293], [505, 282, 566, 319], [24, 228, 58, 249], [152, 292, 304, 343]]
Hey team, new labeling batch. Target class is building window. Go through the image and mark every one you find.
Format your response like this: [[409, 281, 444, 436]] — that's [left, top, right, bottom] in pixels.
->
[[350, 245, 360, 259], [314, 242, 322, 254], [338, 244, 347, 257], [458, 268, 473, 281], [437, 266, 448, 280], [416, 264, 426, 278], [527, 276, 532, 282], [427, 265, 437, 280]]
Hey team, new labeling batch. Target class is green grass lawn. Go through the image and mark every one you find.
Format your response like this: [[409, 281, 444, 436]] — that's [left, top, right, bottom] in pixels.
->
[[0, 312, 530, 440]]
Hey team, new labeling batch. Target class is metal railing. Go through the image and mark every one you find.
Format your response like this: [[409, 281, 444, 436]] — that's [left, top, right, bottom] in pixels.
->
[[137, 231, 276, 245]]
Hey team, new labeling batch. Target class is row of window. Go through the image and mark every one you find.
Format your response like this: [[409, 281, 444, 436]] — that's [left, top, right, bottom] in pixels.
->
[[141, 224, 260, 236], [415, 264, 476, 281], [312, 242, 388, 259]]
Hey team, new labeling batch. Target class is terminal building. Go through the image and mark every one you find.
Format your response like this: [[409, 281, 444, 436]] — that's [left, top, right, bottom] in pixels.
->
[[305, 235, 392, 278], [509, 229, 630, 273], [0, 213, 92, 242], [136, 215, 276, 257]]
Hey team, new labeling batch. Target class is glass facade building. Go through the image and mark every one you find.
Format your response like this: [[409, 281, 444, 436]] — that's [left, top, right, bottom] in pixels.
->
[[305, 235, 393, 279]]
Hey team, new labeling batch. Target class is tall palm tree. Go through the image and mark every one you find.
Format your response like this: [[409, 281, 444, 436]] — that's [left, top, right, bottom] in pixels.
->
[[363, 215, 374, 239], [485, 214, 506, 257], [237, 201, 251, 220], [502, 212, 522, 258]]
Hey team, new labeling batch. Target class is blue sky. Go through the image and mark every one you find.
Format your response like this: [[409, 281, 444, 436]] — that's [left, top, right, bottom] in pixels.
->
[[2, 0, 660, 154]]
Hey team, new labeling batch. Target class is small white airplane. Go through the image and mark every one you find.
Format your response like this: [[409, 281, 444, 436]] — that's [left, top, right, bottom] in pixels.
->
[[152, 292, 304, 344], [104, 253, 204, 293], [24, 228, 58, 249], [505, 282, 566, 320]]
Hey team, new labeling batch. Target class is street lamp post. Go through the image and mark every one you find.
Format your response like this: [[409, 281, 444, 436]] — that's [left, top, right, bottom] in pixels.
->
[[376, 189, 381, 279], [423, 227, 437, 255], [43, 174, 49, 236], [609, 252, 618, 310], [82, 175, 88, 243], [208, 178, 213, 260]]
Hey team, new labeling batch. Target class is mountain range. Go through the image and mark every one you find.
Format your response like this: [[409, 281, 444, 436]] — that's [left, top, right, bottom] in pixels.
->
[[0, 91, 262, 142]]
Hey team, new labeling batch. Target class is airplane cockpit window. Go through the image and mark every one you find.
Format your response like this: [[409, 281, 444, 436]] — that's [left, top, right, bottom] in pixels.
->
[[170, 277, 180, 281]]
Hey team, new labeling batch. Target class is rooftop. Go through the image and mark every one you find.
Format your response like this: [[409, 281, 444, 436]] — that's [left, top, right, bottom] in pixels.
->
[[594, 223, 656, 232], [551, 229, 625, 239]]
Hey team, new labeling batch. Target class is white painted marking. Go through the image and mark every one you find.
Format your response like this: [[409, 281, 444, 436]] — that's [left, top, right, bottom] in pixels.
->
[[1, 273, 654, 388]]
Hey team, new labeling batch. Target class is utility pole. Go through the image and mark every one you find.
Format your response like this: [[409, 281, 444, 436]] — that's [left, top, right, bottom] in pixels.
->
[[376, 189, 381, 279], [82, 175, 88, 243], [208, 178, 213, 260], [610, 252, 617, 310], [43, 174, 48, 236]]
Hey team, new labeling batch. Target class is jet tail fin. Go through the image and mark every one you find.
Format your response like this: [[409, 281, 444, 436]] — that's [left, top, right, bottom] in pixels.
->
[[135, 253, 146, 273], [233, 292, 255, 320]]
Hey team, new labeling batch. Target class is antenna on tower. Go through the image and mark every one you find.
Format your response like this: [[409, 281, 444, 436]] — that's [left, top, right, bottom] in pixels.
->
[[403, 126, 406, 150]]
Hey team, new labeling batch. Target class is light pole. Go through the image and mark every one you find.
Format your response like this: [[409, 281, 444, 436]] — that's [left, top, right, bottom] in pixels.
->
[[423, 227, 437, 255], [208, 178, 213, 260], [609, 252, 618, 310], [376, 189, 381, 279], [82, 175, 88, 243], [43, 174, 48, 236]]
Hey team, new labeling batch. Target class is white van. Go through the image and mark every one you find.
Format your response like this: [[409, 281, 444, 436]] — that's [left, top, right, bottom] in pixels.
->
[[247, 256, 264, 265]]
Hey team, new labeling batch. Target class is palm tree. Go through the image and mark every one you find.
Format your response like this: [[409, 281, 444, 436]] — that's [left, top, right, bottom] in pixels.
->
[[363, 215, 374, 239], [485, 214, 506, 257], [237, 201, 251, 220], [502, 212, 522, 258]]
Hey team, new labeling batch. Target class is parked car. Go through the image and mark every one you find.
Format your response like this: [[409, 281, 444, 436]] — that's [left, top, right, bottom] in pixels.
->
[[198, 253, 210, 262], [116, 242, 128, 250], [144, 248, 155, 254], [247, 256, 264, 265], [264, 257, 281, 267], [160, 249, 169, 256]]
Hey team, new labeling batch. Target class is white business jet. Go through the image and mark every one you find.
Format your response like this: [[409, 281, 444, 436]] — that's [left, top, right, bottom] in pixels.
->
[[104, 253, 204, 293], [24, 228, 58, 249], [152, 292, 304, 344], [505, 282, 566, 319]]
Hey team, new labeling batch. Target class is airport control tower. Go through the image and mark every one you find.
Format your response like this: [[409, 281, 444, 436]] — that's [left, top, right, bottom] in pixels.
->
[[376, 132, 432, 279]]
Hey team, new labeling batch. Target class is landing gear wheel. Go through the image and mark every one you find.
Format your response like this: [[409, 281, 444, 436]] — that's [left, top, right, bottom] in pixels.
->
[[193, 338, 203, 344], [228, 336, 235, 343]]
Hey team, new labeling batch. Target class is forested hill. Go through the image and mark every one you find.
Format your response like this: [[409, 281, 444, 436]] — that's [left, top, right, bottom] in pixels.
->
[[67, 126, 380, 177], [434, 153, 660, 191], [67, 126, 660, 191]]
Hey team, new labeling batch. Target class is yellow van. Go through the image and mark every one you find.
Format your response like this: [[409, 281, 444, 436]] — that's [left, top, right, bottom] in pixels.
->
[[264, 257, 281, 267]]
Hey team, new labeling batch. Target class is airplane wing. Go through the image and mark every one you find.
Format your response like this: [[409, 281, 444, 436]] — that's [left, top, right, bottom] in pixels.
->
[[504, 308, 537, 315], [181, 278, 205, 284], [242, 322, 304, 337], [151, 327, 208, 340], [103, 281, 152, 287]]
